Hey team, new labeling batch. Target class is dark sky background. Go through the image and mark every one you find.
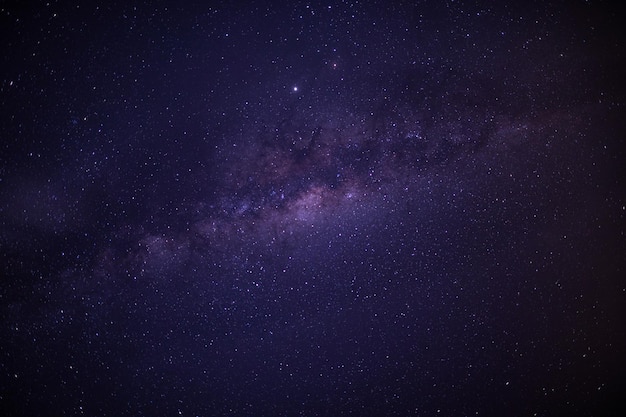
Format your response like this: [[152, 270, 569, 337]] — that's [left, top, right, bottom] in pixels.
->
[[1, 1, 625, 416]]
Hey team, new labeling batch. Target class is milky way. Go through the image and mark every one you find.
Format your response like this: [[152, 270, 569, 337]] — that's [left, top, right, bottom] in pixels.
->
[[1, 2, 625, 416]]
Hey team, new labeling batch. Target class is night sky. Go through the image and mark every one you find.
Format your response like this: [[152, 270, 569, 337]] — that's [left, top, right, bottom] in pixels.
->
[[1, 1, 625, 416]]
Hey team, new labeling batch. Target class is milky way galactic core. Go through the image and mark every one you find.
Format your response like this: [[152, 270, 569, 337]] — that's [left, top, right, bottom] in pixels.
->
[[1, 1, 624, 416]]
